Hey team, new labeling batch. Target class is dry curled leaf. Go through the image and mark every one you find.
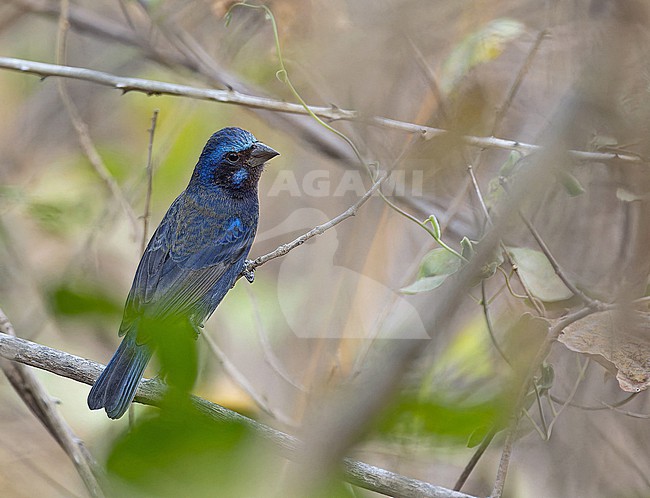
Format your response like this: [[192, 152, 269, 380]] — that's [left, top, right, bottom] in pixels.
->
[[558, 310, 650, 392]]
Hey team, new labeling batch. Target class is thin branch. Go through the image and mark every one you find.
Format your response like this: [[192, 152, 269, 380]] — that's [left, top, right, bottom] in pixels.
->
[[467, 163, 491, 224], [453, 425, 498, 491], [407, 36, 450, 124], [480, 280, 513, 368], [200, 331, 297, 427], [487, 305, 602, 497], [517, 209, 597, 307], [245, 286, 308, 393], [142, 109, 159, 254], [548, 392, 639, 411], [0, 331, 476, 498], [468, 163, 544, 314], [490, 418, 518, 498], [241, 173, 386, 276], [544, 357, 589, 438], [0, 56, 645, 165], [491, 30, 547, 136], [0, 310, 105, 498], [14, 0, 195, 71], [52, 57, 140, 239], [461, 29, 549, 317], [600, 402, 650, 419], [532, 382, 548, 437]]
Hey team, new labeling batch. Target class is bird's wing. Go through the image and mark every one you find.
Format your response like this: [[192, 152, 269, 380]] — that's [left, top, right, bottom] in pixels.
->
[[119, 195, 255, 336]]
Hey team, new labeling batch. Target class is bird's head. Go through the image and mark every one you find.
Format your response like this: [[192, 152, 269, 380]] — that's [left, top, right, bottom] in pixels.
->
[[191, 127, 279, 195]]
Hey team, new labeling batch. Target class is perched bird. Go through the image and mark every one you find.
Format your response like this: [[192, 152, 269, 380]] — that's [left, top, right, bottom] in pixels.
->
[[88, 127, 278, 419]]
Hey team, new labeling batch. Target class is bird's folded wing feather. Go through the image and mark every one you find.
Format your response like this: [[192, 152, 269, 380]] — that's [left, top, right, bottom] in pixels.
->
[[119, 195, 254, 337]]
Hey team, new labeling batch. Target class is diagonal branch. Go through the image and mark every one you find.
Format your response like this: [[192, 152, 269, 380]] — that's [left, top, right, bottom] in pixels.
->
[[0, 330, 475, 498], [0, 56, 645, 165], [241, 172, 386, 278]]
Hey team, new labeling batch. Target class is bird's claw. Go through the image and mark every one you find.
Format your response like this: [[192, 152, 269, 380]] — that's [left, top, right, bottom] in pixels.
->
[[243, 259, 255, 283]]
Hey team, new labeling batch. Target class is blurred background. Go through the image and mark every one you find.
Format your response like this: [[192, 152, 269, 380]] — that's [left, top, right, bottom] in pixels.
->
[[1, 0, 650, 497]]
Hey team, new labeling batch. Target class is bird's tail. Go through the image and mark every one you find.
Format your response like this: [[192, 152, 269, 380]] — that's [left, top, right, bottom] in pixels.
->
[[87, 332, 152, 419]]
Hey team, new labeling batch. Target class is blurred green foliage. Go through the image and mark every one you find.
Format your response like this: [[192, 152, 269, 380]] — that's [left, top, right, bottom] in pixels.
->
[[376, 389, 510, 446], [142, 315, 199, 393], [27, 199, 93, 234], [48, 281, 123, 319], [107, 405, 256, 497]]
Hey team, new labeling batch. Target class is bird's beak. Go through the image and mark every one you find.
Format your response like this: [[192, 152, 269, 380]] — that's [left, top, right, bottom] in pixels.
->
[[249, 142, 280, 166]]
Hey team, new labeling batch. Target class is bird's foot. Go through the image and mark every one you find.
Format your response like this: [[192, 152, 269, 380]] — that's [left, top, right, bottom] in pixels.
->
[[242, 259, 255, 283], [189, 317, 203, 338]]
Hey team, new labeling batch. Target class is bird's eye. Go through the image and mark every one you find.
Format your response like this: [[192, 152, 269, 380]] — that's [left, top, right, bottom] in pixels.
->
[[226, 152, 240, 162]]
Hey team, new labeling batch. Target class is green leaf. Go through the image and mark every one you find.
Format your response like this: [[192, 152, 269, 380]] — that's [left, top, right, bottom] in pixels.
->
[[401, 275, 452, 294], [419, 247, 462, 278], [556, 170, 585, 197], [485, 176, 505, 211], [467, 425, 491, 448], [138, 315, 198, 393], [507, 247, 573, 302], [401, 248, 461, 294], [460, 237, 475, 261], [499, 151, 523, 177], [537, 362, 555, 394], [425, 214, 441, 239]]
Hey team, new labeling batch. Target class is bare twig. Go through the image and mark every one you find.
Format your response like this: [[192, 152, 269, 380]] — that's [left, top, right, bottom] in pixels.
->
[[0, 57, 645, 165], [0, 310, 105, 498], [407, 36, 450, 124], [486, 305, 603, 497], [467, 163, 492, 225], [453, 425, 498, 491], [142, 109, 159, 254], [600, 403, 650, 419], [490, 418, 518, 498], [480, 280, 513, 368], [542, 357, 589, 438], [201, 331, 297, 427], [491, 30, 548, 135], [549, 391, 638, 411], [0, 331, 476, 498], [468, 159, 545, 316], [468, 156, 545, 315], [245, 286, 308, 393], [517, 209, 596, 307], [52, 23, 140, 239], [241, 173, 386, 276]]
